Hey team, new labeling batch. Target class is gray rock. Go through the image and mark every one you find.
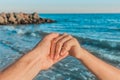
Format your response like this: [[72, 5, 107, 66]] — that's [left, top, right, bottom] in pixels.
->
[[0, 12, 8, 24], [46, 19, 54, 23], [32, 12, 39, 19], [0, 12, 55, 25], [0, 16, 4, 24], [8, 13, 17, 24]]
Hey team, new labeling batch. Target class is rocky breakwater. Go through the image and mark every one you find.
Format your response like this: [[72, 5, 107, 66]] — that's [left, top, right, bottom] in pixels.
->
[[0, 12, 54, 25]]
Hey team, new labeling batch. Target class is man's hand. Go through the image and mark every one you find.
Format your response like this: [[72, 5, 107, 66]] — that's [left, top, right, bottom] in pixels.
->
[[33, 33, 69, 70], [0, 33, 69, 80]]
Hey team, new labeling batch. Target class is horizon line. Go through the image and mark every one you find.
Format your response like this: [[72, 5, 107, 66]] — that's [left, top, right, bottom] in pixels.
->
[[1, 12, 120, 14]]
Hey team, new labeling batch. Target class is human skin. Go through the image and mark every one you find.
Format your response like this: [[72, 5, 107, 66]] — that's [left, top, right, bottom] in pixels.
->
[[0, 33, 120, 80], [52, 34, 120, 80], [0, 33, 68, 80]]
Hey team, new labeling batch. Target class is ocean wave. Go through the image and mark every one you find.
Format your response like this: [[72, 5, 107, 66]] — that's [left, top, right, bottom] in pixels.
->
[[2, 26, 120, 51], [21, 30, 120, 51], [108, 27, 120, 31]]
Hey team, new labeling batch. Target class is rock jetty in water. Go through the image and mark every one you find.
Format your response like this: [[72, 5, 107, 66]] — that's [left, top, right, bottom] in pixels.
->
[[0, 12, 54, 25]]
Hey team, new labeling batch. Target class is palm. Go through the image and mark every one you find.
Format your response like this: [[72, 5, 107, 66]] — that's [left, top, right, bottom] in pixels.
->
[[39, 39, 68, 70], [36, 33, 68, 70], [39, 40, 54, 70]]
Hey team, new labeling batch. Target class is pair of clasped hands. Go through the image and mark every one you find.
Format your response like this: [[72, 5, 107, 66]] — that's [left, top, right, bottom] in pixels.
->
[[34, 33, 81, 70], [1, 33, 120, 80]]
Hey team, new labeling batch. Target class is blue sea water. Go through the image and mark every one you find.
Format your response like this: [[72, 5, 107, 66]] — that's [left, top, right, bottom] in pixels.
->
[[0, 14, 120, 80]]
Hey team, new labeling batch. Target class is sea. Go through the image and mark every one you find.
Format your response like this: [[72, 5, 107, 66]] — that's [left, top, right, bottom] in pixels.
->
[[0, 14, 120, 80]]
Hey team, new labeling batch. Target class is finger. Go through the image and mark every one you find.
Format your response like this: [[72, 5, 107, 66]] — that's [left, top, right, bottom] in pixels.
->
[[53, 33, 69, 60], [34, 33, 59, 48], [60, 39, 73, 55], [50, 33, 68, 59], [44, 33, 59, 41], [54, 52, 69, 63], [55, 35, 72, 60]]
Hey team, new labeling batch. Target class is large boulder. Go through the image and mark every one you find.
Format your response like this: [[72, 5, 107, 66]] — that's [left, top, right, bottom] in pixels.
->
[[0, 16, 4, 24], [32, 12, 39, 19], [8, 13, 17, 24], [15, 13, 25, 24], [24, 14, 29, 20], [0, 12, 8, 24], [23, 14, 30, 24]]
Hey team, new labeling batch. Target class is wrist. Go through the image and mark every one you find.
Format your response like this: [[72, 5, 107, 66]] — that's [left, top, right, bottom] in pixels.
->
[[28, 49, 46, 70], [75, 47, 85, 60], [32, 48, 50, 70], [32, 47, 44, 59]]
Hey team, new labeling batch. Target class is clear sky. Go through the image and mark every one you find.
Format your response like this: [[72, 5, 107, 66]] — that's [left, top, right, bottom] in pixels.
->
[[0, 0, 120, 13]]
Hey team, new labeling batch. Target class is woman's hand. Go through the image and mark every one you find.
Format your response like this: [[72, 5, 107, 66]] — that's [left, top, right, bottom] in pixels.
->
[[50, 33, 82, 60]]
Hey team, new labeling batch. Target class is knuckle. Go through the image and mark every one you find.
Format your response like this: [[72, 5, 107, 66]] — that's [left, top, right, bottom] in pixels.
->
[[58, 39, 63, 43], [52, 40, 57, 44], [50, 32, 56, 34], [64, 43, 69, 48], [44, 35, 51, 40], [44, 36, 49, 40], [43, 37, 50, 41], [68, 35, 72, 38], [57, 42, 62, 46], [44, 33, 58, 40], [63, 33, 68, 36], [72, 38, 77, 41], [64, 47, 68, 51]]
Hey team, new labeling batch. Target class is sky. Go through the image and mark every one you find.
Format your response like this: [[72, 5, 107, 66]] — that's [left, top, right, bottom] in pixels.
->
[[0, 0, 120, 13]]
